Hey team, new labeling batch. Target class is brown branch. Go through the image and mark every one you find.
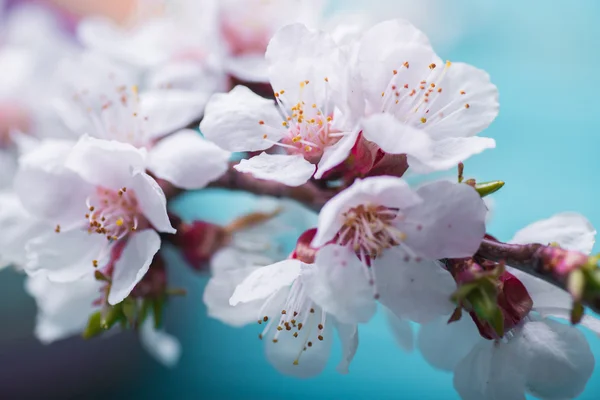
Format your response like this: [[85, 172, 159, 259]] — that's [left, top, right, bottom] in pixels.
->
[[206, 163, 336, 210], [477, 238, 600, 314]]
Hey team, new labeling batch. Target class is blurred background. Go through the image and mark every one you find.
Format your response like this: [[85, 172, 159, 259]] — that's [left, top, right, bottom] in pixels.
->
[[1, 0, 600, 398]]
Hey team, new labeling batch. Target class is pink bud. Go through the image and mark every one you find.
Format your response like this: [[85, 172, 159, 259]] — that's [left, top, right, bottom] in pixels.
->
[[172, 220, 230, 271]]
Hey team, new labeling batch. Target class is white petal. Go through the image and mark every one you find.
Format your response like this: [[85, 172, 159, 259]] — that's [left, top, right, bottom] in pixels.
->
[[385, 309, 414, 352], [148, 129, 231, 190], [334, 320, 359, 374], [306, 245, 376, 324], [403, 180, 486, 259], [376, 255, 455, 323], [519, 318, 594, 399], [507, 266, 572, 311], [534, 307, 600, 336], [140, 90, 210, 139], [229, 259, 302, 306], [418, 315, 480, 371], [361, 113, 433, 160], [234, 153, 315, 187], [200, 85, 283, 152], [147, 59, 226, 94], [140, 319, 181, 368], [454, 340, 527, 400], [15, 139, 92, 228], [264, 307, 333, 378], [25, 273, 101, 344], [408, 136, 496, 174], [312, 176, 422, 247], [108, 229, 161, 305], [203, 265, 266, 327], [25, 229, 108, 282], [131, 171, 175, 234], [314, 130, 358, 179], [510, 212, 596, 254], [226, 54, 269, 83], [65, 135, 146, 188]]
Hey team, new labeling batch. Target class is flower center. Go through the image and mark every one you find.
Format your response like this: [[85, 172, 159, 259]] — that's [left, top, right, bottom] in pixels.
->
[[85, 186, 142, 242], [257, 276, 327, 366], [259, 80, 342, 163], [337, 203, 406, 258]]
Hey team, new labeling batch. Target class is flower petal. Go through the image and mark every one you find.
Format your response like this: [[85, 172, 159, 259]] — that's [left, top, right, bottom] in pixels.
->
[[306, 245, 377, 324], [108, 229, 161, 305], [139, 319, 181, 368], [312, 176, 422, 247], [25, 229, 108, 282], [225, 54, 268, 83], [200, 85, 283, 152], [65, 135, 146, 188], [148, 129, 231, 190], [25, 273, 101, 344], [131, 171, 175, 234], [385, 309, 414, 352], [140, 90, 210, 139], [361, 113, 433, 159], [507, 266, 572, 311], [454, 340, 527, 400], [229, 259, 302, 306], [15, 139, 92, 228], [264, 307, 333, 378], [418, 315, 480, 371], [510, 212, 596, 254], [234, 153, 315, 187], [314, 130, 358, 179], [334, 320, 359, 374], [407, 136, 496, 174], [403, 180, 487, 259], [519, 318, 594, 399], [376, 255, 455, 323]]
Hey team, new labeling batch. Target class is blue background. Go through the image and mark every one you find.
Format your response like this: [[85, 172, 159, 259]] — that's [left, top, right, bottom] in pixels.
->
[[1, 0, 600, 398]]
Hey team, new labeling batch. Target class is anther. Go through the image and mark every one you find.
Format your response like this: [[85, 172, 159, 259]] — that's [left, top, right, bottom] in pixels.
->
[[429, 63, 436, 70], [318, 335, 324, 341], [259, 120, 265, 125], [420, 117, 427, 123], [465, 103, 470, 109], [55, 225, 61, 233], [92, 260, 98, 267]]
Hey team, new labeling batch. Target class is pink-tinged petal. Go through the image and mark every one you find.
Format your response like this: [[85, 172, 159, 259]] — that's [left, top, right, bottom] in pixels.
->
[[314, 130, 358, 179], [403, 180, 486, 259], [65, 135, 146, 188], [306, 245, 376, 324], [148, 129, 231, 190], [131, 171, 174, 234], [312, 176, 422, 247], [140, 320, 181, 368], [334, 320, 359, 374], [375, 255, 455, 323], [510, 212, 596, 254], [25, 229, 108, 282], [421, 62, 499, 141], [234, 153, 315, 187], [453, 340, 527, 400], [264, 307, 333, 378], [518, 318, 594, 399], [108, 229, 161, 305], [140, 90, 210, 139], [200, 85, 283, 152], [408, 136, 496, 174], [361, 113, 433, 159], [385, 309, 414, 352], [229, 259, 302, 306], [25, 273, 101, 344], [418, 315, 480, 371], [15, 139, 92, 228]]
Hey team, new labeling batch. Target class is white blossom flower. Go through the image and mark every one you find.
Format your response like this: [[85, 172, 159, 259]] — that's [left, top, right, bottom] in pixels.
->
[[307, 176, 486, 324], [53, 52, 231, 190], [201, 19, 498, 186], [203, 197, 317, 327], [25, 272, 181, 367], [15, 136, 172, 304], [418, 212, 598, 400]]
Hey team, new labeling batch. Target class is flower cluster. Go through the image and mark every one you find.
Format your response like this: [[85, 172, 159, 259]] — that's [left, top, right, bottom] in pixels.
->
[[0, 2, 599, 399]]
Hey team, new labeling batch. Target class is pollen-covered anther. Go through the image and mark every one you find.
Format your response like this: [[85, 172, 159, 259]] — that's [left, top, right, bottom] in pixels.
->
[[429, 63, 437, 70], [55, 225, 61, 233], [421, 117, 427, 123]]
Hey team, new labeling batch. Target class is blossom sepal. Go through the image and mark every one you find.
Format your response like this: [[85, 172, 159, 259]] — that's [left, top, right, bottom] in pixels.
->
[[473, 180, 505, 198]]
